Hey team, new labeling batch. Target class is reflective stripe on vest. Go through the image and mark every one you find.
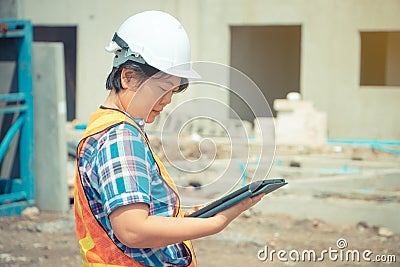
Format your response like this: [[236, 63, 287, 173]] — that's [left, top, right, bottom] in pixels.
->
[[74, 108, 197, 267]]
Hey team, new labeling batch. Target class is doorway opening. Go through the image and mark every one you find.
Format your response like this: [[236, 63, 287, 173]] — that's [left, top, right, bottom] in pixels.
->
[[230, 25, 301, 121]]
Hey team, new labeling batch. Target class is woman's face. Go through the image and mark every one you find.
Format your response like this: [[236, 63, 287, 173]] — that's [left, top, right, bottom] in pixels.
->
[[121, 69, 182, 123]]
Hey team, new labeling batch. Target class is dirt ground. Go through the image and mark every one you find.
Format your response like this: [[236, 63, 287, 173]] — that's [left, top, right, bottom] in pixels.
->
[[0, 207, 399, 267], [1, 144, 399, 266]]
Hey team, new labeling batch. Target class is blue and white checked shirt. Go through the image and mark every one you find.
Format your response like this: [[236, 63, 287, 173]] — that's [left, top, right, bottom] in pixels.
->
[[77, 108, 191, 267]]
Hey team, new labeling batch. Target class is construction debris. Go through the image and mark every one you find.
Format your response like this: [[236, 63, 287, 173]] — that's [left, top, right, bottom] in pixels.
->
[[274, 94, 327, 146], [21, 207, 40, 220], [378, 227, 395, 238]]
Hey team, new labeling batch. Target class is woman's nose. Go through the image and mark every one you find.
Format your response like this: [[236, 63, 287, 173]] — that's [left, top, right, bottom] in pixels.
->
[[160, 91, 173, 105]]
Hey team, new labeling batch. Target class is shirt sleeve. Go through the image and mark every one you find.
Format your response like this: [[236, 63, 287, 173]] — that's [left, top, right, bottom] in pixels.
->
[[96, 125, 152, 216]]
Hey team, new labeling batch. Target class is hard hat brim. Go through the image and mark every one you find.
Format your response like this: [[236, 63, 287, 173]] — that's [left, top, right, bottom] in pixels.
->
[[163, 66, 201, 79], [105, 41, 121, 53]]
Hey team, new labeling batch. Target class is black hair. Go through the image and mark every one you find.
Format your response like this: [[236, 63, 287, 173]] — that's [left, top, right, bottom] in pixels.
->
[[105, 60, 188, 93]]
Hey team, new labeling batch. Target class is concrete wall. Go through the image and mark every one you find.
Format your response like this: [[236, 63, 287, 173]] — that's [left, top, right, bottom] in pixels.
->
[[18, 0, 400, 139]]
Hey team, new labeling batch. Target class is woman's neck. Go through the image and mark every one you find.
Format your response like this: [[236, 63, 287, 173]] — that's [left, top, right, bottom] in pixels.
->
[[103, 90, 124, 110]]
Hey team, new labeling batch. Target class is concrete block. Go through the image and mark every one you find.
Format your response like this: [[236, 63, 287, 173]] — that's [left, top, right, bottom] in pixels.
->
[[33, 42, 69, 212], [273, 99, 313, 112], [275, 109, 327, 146]]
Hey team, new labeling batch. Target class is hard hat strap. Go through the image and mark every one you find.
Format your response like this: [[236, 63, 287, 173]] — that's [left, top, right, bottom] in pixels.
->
[[112, 33, 147, 67], [112, 33, 129, 50]]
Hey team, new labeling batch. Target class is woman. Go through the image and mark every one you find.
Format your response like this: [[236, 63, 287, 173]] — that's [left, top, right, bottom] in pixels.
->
[[74, 10, 263, 267]]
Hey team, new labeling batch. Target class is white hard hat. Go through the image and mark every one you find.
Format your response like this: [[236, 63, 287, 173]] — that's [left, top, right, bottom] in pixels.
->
[[105, 10, 200, 79]]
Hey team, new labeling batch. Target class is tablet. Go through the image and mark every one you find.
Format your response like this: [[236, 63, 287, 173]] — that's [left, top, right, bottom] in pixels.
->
[[188, 178, 287, 218]]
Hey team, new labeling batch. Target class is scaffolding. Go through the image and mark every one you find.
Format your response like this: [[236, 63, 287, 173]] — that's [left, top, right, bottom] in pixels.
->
[[0, 20, 35, 215]]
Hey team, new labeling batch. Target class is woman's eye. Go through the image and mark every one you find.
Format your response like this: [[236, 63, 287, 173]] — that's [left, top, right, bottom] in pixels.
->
[[171, 86, 180, 94]]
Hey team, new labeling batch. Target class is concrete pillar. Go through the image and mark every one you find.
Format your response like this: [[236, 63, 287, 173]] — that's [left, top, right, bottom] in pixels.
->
[[32, 42, 69, 212], [0, 0, 23, 19]]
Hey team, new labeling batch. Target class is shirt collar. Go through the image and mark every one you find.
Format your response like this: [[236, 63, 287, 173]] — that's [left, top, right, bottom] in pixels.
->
[[99, 106, 145, 131]]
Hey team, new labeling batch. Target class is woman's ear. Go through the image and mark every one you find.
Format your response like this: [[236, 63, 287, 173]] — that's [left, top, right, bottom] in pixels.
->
[[121, 68, 138, 91]]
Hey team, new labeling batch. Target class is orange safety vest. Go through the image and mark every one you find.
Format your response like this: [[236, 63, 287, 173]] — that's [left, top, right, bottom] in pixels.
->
[[74, 108, 197, 267]]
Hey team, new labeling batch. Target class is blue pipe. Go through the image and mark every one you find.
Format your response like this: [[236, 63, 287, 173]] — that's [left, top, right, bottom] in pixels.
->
[[0, 115, 25, 163], [327, 139, 400, 146], [327, 139, 400, 156], [0, 92, 26, 102], [239, 163, 246, 187], [0, 191, 27, 205], [373, 145, 400, 156], [0, 105, 27, 114]]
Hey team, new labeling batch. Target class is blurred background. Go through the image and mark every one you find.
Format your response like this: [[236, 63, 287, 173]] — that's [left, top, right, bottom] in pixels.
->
[[0, 0, 399, 266]]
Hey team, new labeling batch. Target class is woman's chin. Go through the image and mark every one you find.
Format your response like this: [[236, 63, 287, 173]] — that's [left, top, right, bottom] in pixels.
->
[[145, 115, 156, 124], [146, 110, 162, 123]]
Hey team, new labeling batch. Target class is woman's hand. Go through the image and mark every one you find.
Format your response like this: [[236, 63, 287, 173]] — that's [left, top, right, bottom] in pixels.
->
[[211, 193, 265, 231]]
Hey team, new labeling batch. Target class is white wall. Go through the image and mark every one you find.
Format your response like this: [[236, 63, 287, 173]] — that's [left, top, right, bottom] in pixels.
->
[[20, 0, 400, 139]]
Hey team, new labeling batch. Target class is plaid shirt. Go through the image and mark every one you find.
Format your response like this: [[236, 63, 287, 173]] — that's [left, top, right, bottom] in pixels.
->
[[77, 111, 191, 267]]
